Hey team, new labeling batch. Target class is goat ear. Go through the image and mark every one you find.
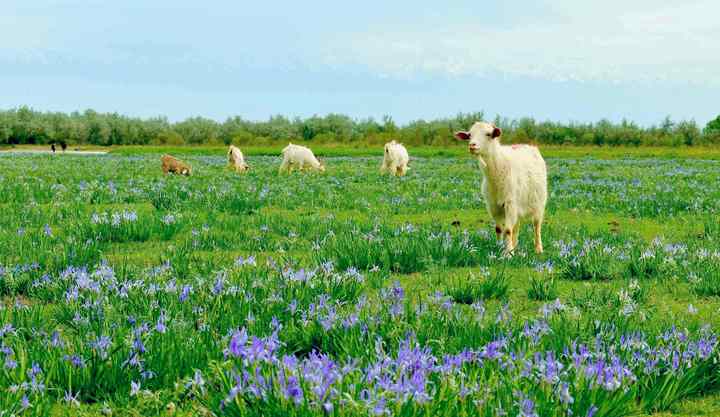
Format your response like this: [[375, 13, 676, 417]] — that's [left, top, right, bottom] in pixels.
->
[[491, 127, 502, 139], [454, 131, 471, 141]]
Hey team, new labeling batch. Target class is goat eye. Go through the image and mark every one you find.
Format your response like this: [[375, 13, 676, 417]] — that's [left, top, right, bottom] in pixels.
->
[[486, 133, 491, 137]]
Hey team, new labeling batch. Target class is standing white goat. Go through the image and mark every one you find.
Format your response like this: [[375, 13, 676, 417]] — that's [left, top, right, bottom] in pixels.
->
[[455, 122, 547, 254], [279, 143, 325, 173], [228, 145, 249, 173], [380, 140, 410, 176]]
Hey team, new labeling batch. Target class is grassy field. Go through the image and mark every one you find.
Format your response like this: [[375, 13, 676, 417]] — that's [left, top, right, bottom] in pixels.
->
[[106, 144, 720, 160], [4, 143, 720, 160], [1, 149, 720, 416]]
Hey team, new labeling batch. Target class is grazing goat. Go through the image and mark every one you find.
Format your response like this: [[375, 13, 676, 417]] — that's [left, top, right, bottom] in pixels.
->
[[279, 143, 325, 173], [380, 140, 410, 176], [228, 145, 249, 173], [455, 122, 547, 254], [161, 154, 192, 176]]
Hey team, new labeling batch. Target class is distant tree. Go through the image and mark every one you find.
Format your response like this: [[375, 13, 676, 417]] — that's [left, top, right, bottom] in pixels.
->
[[266, 115, 293, 140], [323, 113, 353, 142], [0, 106, 718, 147], [154, 130, 185, 145], [139, 117, 170, 145], [381, 115, 397, 134], [659, 115, 674, 134], [173, 117, 220, 144], [704, 115, 720, 135], [221, 116, 249, 145], [676, 120, 701, 146], [0, 112, 12, 144]]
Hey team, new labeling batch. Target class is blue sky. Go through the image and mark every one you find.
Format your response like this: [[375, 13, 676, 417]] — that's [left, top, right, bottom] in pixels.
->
[[2, 0, 718, 125]]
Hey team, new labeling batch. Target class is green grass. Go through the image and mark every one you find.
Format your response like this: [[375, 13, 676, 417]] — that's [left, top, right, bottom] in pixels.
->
[[1, 150, 719, 416], [8, 143, 720, 159], [104, 143, 720, 159]]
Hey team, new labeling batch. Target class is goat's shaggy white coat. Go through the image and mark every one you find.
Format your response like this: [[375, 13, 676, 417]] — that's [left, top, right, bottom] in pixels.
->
[[227, 145, 249, 173], [380, 140, 410, 176], [455, 122, 547, 254], [279, 143, 325, 173]]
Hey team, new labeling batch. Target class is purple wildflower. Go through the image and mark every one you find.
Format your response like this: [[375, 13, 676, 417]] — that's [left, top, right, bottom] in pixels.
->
[[228, 328, 249, 358], [179, 285, 192, 302], [20, 395, 31, 411], [156, 313, 167, 334], [283, 375, 303, 404], [130, 381, 141, 396]]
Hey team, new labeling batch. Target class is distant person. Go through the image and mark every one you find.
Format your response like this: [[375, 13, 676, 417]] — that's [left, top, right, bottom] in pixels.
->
[[60, 141, 67, 152], [51, 144, 56, 153]]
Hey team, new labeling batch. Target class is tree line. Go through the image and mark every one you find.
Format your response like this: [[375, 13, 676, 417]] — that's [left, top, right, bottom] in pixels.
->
[[1, 107, 720, 147]]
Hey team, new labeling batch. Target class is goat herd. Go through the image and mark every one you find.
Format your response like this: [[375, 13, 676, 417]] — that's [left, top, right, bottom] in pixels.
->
[[160, 121, 549, 256]]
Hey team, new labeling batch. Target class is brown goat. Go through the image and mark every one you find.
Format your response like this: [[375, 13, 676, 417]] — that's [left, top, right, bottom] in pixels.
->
[[161, 154, 192, 176]]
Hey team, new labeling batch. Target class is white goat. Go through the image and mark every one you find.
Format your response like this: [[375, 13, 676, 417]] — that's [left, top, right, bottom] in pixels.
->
[[455, 122, 547, 254], [227, 145, 249, 173], [279, 143, 325, 173], [380, 140, 410, 176]]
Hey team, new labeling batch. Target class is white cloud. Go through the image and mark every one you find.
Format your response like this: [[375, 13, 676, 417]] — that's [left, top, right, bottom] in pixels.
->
[[323, 0, 720, 85]]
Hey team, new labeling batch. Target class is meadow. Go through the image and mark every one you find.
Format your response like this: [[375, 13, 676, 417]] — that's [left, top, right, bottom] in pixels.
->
[[1, 147, 720, 416]]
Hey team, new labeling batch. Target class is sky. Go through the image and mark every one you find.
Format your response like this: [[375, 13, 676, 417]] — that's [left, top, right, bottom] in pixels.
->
[[1, 0, 719, 126]]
